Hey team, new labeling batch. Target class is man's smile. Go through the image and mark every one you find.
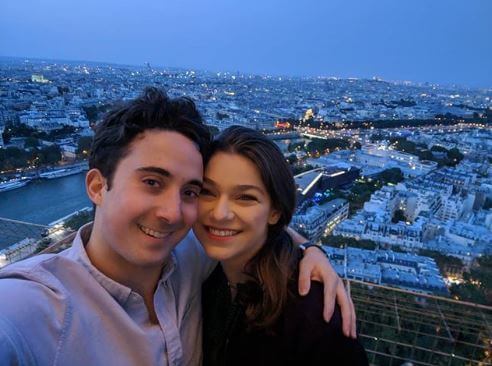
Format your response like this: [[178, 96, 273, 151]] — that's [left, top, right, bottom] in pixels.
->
[[138, 224, 171, 239]]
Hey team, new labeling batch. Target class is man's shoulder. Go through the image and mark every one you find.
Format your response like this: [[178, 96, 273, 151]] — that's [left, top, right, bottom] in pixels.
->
[[0, 253, 80, 366], [0, 248, 77, 286], [0, 251, 75, 307], [0, 248, 86, 318]]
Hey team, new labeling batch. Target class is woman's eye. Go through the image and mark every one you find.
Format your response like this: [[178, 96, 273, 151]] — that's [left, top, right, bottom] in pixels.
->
[[238, 194, 257, 201], [200, 188, 214, 196]]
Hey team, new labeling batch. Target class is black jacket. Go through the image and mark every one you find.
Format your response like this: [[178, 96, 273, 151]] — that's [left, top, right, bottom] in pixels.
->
[[202, 264, 368, 366]]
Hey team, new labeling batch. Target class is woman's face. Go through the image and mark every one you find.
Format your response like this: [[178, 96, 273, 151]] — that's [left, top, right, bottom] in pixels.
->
[[193, 152, 280, 269]]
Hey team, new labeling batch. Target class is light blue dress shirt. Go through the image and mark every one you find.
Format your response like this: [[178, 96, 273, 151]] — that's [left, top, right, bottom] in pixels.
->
[[0, 224, 215, 366]]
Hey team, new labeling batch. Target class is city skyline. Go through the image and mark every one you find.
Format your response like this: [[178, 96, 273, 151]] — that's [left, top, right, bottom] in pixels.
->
[[1, 56, 491, 365], [1, 0, 491, 88]]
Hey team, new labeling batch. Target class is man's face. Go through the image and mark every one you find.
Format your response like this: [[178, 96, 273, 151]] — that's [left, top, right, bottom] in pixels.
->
[[90, 130, 203, 268]]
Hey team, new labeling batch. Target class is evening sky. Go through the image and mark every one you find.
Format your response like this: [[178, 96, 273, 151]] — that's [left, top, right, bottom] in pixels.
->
[[1, 0, 491, 87]]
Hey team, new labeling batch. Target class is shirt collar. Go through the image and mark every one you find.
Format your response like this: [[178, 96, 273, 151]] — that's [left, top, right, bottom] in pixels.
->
[[66, 222, 177, 305]]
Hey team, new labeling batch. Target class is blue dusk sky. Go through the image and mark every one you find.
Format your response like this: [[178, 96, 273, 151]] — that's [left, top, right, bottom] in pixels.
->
[[1, 0, 491, 88]]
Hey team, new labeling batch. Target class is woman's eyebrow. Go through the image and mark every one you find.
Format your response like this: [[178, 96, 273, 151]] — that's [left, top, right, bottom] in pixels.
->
[[235, 184, 264, 194], [203, 178, 265, 194]]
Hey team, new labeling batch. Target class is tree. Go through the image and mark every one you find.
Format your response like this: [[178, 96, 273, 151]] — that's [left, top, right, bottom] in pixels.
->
[[449, 255, 492, 305], [47, 126, 76, 140], [3, 122, 37, 138], [430, 145, 448, 153], [369, 133, 387, 143], [390, 138, 418, 154], [64, 210, 94, 231], [215, 111, 229, 120], [82, 103, 112, 123], [450, 283, 488, 305], [306, 138, 350, 154], [378, 168, 404, 184], [36, 145, 62, 165], [417, 150, 434, 161], [57, 86, 70, 95], [419, 249, 464, 276], [390, 245, 407, 253], [322, 235, 377, 250], [484, 198, 492, 210], [392, 209, 407, 223], [447, 148, 464, 166], [207, 126, 220, 136], [77, 136, 93, 157], [34, 237, 53, 254], [1, 127, 11, 144], [24, 137, 40, 149], [288, 141, 304, 152], [0, 147, 30, 170], [286, 154, 297, 164]]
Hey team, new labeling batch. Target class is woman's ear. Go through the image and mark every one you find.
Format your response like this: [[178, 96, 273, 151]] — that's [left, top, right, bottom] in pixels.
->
[[268, 209, 281, 225]]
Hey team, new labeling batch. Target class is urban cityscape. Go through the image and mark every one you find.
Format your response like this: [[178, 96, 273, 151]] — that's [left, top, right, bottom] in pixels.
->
[[0, 56, 491, 365]]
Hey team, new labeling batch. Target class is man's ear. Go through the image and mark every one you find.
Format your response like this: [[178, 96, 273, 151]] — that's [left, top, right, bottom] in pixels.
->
[[268, 209, 281, 225], [86, 169, 107, 205]]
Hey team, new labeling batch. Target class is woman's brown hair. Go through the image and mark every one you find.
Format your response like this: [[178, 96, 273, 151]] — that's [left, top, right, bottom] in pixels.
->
[[210, 125, 299, 330]]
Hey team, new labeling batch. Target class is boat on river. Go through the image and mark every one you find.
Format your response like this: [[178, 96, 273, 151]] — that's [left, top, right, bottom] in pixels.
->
[[0, 178, 32, 193], [39, 165, 86, 179]]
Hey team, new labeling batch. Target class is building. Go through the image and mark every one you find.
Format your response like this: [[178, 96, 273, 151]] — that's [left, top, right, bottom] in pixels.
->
[[294, 166, 360, 205], [324, 246, 448, 295], [0, 125, 4, 148], [333, 210, 426, 250], [291, 198, 349, 242], [0, 238, 38, 268]]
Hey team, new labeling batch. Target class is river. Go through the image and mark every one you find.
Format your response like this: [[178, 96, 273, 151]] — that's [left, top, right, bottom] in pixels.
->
[[0, 173, 91, 225]]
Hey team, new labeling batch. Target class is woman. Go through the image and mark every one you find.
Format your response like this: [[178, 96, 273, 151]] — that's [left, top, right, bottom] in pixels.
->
[[193, 126, 368, 366]]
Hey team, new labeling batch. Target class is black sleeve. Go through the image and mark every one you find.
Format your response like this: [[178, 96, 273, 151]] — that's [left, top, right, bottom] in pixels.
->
[[282, 281, 369, 366]]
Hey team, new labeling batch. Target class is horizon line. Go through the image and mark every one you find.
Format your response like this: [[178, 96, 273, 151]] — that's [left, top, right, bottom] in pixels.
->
[[0, 54, 491, 91]]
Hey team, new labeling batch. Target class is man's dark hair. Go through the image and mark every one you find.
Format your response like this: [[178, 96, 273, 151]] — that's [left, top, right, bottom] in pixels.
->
[[89, 87, 211, 189]]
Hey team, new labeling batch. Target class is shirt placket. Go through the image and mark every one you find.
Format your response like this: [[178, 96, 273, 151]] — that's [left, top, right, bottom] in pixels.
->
[[155, 280, 183, 366]]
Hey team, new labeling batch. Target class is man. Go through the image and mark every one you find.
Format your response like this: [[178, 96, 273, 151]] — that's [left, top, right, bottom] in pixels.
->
[[0, 88, 355, 365]]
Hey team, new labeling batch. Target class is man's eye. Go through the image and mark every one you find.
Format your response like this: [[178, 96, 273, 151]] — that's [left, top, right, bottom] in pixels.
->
[[143, 179, 160, 187], [184, 189, 200, 198]]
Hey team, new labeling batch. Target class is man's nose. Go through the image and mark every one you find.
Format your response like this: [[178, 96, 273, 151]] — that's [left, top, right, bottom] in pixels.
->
[[156, 190, 183, 224]]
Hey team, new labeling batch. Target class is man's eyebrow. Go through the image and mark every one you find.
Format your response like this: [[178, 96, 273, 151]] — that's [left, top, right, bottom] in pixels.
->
[[188, 179, 203, 188], [138, 166, 203, 187], [137, 166, 171, 177]]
